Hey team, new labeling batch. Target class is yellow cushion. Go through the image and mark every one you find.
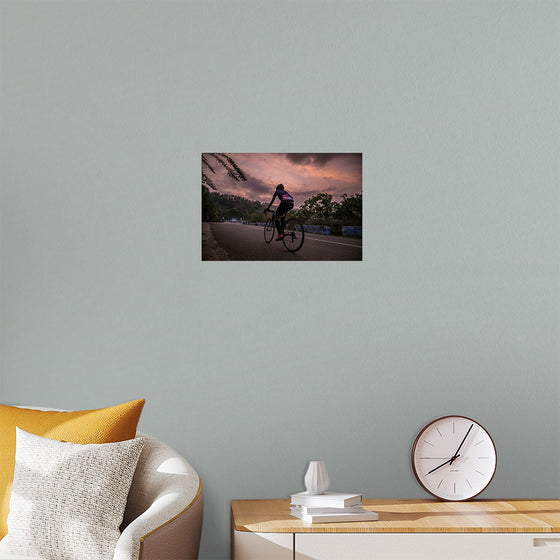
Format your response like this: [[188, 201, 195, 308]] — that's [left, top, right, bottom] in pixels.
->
[[0, 398, 145, 538]]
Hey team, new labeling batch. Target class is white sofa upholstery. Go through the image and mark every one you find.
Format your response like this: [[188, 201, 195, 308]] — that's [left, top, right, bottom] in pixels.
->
[[0, 431, 203, 560]]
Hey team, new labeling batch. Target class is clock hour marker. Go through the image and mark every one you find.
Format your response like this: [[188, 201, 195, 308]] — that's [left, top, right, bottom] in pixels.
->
[[412, 416, 497, 501]]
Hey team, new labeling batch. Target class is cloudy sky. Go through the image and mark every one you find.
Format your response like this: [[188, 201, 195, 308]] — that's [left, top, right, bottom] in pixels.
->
[[203, 153, 362, 206]]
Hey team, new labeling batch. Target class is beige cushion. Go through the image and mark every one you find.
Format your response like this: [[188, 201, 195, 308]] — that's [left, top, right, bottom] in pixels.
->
[[3, 428, 144, 560]]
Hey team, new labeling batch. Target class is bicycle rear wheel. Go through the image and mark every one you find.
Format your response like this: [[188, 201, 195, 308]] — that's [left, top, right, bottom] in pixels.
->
[[282, 217, 305, 252], [264, 218, 275, 243]]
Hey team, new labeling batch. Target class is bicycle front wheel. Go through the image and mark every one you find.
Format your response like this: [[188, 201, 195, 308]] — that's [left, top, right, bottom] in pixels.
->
[[282, 217, 305, 252], [264, 218, 275, 243]]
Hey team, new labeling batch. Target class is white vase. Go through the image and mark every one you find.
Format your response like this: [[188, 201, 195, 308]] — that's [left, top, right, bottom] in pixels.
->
[[304, 460, 330, 495]]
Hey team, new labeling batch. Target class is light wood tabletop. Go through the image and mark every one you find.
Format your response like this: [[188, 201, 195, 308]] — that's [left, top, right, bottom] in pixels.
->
[[231, 499, 560, 534]]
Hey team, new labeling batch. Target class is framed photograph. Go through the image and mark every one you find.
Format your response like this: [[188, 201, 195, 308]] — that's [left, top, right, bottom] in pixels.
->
[[202, 153, 362, 261]]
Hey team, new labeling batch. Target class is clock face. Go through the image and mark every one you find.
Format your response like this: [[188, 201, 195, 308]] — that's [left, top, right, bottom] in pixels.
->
[[412, 416, 497, 501]]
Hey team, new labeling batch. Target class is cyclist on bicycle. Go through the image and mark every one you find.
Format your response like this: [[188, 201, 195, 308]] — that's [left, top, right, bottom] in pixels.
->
[[265, 184, 294, 240]]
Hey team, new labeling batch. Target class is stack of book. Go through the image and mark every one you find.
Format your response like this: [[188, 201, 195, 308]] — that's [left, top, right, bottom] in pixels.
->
[[289, 491, 378, 524]]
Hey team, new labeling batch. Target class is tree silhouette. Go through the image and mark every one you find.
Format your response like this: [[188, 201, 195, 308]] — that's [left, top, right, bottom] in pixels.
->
[[202, 153, 247, 190], [298, 192, 335, 221], [334, 193, 362, 225]]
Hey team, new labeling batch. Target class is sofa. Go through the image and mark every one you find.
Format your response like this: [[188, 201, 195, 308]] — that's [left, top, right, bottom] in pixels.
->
[[114, 432, 203, 560], [0, 404, 203, 560]]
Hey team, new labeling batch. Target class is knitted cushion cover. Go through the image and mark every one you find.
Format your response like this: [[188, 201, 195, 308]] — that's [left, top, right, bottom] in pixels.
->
[[0, 398, 144, 538], [3, 428, 144, 560]]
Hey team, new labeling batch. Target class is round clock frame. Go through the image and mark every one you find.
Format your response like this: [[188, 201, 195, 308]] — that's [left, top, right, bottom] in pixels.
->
[[411, 415, 497, 502]]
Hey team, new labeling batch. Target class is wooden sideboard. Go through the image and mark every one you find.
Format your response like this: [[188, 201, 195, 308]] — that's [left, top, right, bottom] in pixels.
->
[[231, 498, 560, 559]]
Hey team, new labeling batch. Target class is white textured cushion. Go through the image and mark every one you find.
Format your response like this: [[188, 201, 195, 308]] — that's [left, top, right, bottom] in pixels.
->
[[0, 555, 43, 559], [3, 428, 144, 560]]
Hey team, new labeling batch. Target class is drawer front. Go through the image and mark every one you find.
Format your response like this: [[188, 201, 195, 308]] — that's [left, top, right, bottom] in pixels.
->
[[296, 533, 560, 560], [233, 531, 293, 560]]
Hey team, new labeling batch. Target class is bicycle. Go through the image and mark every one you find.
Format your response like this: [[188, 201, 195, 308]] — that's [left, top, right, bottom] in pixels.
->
[[264, 209, 305, 252]]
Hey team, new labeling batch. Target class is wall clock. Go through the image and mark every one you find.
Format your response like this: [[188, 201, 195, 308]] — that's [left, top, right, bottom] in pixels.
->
[[411, 415, 497, 501]]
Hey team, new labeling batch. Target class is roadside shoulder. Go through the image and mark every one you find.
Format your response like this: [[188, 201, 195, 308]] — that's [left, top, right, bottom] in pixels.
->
[[202, 222, 230, 261]]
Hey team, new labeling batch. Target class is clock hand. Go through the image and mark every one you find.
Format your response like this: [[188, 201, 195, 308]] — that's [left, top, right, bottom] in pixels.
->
[[449, 423, 473, 465], [426, 424, 473, 474], [426, 455, 460, 475]]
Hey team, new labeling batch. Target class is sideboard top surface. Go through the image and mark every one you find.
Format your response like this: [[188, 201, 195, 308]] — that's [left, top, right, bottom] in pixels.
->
[[231, 499, 560, 534]]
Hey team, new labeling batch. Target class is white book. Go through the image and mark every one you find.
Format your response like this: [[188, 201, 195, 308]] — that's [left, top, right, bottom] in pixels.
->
[[290, 506, 378, 524], [290, 491, 363, 508], [292, 504, 365, 515]]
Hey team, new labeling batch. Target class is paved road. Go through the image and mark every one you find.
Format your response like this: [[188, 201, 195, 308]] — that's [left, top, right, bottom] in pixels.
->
[[202, 222, 362, 261]]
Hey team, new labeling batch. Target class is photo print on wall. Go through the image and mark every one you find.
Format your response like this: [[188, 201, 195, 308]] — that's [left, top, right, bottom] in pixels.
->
[[201, 153, 362, 261]]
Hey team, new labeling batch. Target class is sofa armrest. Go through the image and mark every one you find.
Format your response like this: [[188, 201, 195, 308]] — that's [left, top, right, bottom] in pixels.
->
[[114, 485, 203, 560], [114, 433, 203, 560]]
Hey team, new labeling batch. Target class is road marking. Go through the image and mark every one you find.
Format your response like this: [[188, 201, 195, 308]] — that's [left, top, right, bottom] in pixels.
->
[[237, 223, 361, 249], [304, 236, 362, 248]]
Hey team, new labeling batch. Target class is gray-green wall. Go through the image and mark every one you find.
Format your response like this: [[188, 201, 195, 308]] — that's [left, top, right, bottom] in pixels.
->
[[1, 2, 558, 559]]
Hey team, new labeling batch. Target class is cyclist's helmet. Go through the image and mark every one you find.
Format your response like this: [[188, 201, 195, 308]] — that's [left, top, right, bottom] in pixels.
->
[[276, 184, 284, 190]]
